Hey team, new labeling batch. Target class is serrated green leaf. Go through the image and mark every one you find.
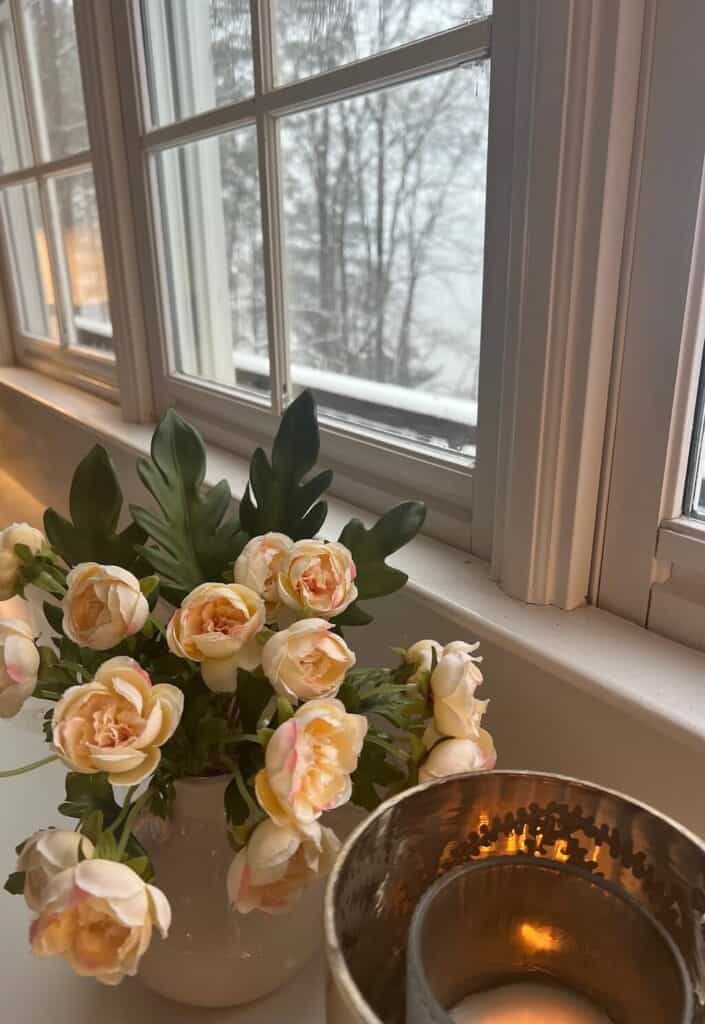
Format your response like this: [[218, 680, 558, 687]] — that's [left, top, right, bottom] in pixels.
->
[[131, 410, 246, 600], [80, 809, 104, 843], [59, 773, 119, 822], [335, 502, 426, 625], [44, 446, 145, 570], [4, 871, 25, 896], [238, 391, 333, 540]]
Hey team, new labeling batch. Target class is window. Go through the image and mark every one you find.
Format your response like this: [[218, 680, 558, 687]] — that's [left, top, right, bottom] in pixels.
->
[[0, 0, 113, 391], [112, 0, 493, 533]]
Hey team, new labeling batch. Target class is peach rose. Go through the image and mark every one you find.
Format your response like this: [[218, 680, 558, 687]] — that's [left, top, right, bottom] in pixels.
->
[[167, 582, 265, 693], [430, 643, 487, 739], [18, 829, 94, 912], [256, 698, 367, 830], [30, 859, 170, 985], [62, 563, 149, 650], [0, 619, 39, 718], [52, 656, 183, 785], [261, 618, 355, 703], [419, 732, 497, 784], [227, 819, 339, 915], [0, 522, 45, 600], [233, 533, 293, 620], [404, 639, 442, 684], [276, 540, 357, 619]]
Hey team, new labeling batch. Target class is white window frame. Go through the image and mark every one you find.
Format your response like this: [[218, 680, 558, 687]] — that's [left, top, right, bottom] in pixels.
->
[[110, 0, 501, 549], [0, 0, 123, 403], [594, 0, 705, 650]]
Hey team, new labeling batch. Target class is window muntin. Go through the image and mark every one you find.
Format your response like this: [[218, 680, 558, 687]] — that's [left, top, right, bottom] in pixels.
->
[[138, 0, 491, 462], [273, 0, 492, 84]]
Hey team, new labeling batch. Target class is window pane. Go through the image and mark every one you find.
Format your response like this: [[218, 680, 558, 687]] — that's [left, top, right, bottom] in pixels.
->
[[22, 0, 89, 159], [275, 0, 492, 84], [280, 63, 489, 457], [0, 180, 58, 339], [0, 3, 33, 174], [153, 127, 268, 395], [141, 0, 254, 128], [50, 170, 112, 351]]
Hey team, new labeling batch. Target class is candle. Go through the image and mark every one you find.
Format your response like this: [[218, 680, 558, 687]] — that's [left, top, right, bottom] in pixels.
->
[[450, 981, 612, 1024]]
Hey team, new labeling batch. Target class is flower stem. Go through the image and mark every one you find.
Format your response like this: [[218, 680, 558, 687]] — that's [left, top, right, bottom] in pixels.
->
[[116, 790, 151, 859], [0, 754, 58, 778], [233, 765, 258, 816], [106, 785, 139, 834]]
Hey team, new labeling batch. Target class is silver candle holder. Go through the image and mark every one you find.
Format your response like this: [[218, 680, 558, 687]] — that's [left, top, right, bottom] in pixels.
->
[[325, 771, 705, 1024]]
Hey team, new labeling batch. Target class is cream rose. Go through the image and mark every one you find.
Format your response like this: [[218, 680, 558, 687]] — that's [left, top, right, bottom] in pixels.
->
[[62, 563, 149, 651], [167, 582, 265, 693], [30, 859, 170, 985], [430, 644, 487, 739], [256, 698, 367, 829], [405, 639, 442, 684], [261, 618, 355, 703], [0, 619, 40, 718], [52, 656, 183, 785], [227, 819, 339, 915], [0, 522, 45, 600], [276, 540, 357, 619], [233, 533, 292, 620], [18, 829, 94, 912], [419, 732, 497, 784]]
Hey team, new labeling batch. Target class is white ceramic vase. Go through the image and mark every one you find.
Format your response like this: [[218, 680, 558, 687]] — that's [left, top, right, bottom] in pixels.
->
[[137, 776, 334, 1008]]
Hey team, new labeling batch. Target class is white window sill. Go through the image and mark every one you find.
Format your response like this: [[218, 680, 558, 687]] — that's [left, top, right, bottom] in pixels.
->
[[3, 365, 705, 755]]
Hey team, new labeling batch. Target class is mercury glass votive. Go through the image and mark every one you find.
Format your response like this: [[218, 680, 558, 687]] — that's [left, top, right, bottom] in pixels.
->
[[405, 857, 691, 1023], [325, 772, 705, 1024]]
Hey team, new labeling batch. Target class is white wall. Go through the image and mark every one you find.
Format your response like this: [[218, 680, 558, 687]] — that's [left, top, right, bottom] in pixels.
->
[[2, 385, 704, 838]]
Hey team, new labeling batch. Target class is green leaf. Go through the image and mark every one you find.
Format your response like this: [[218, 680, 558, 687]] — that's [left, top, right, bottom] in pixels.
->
[[131, 410, 246, 601], [58, 772, 119, 822], [237, 671, 274, 734], [80, 810, 105, 844], [4, 871, 25, 896], [335, 502, 426, 625], [125, 856, 152, 881], [351, 738, 405, 812], [277, 697, 293, 724], [42, 601, 64, 636], [224, 776, 249, 828], [238, 391, 333, 540], [94, 831, 119, 860], [44, 446, 145, 570]]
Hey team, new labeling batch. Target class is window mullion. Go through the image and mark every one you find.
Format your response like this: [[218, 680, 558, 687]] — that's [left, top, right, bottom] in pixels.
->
[[250, 0, 289, 415]]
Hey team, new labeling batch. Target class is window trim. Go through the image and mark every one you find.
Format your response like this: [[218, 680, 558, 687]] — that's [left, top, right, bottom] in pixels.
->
[[596, 0, 705, 636], [475, 0, 646, 608]]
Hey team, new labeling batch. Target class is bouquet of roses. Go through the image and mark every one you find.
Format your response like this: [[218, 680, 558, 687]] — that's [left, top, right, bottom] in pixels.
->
[[0, 392, 495, 986]]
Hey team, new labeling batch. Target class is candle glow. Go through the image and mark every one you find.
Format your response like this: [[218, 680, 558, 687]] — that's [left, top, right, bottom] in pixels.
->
[[450, 982, 612, 1024]]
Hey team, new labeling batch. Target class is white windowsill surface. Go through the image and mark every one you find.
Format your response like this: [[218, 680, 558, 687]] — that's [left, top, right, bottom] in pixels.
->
[[3, 366, 705, 756]]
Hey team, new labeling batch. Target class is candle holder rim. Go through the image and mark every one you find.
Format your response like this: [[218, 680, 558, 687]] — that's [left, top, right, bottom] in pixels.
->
[[406, 853, 694, 1024], [324, 769, 705, 1024]]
